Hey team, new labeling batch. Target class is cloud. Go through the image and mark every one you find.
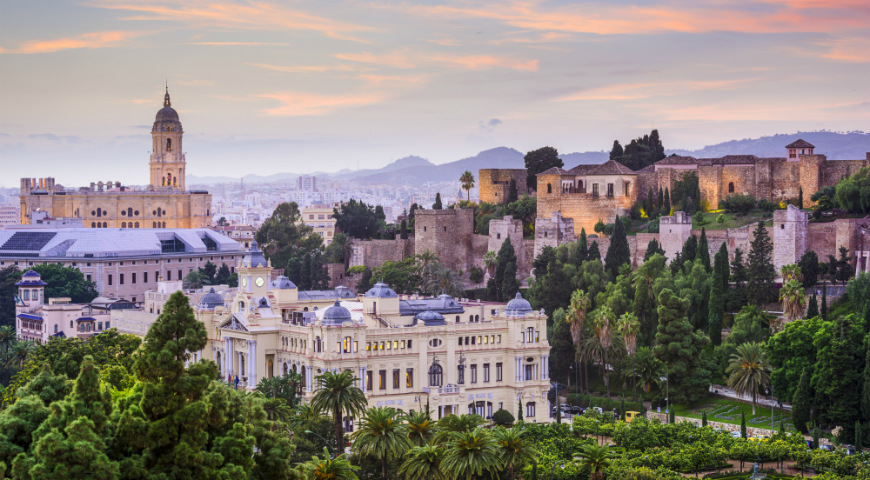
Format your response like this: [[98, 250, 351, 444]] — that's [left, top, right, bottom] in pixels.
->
[[479, 118, 503, 133], [94, 1, 376, 43], [27, 134, 82, 143], [356, 74, 426, 87], [335, 50, 416, 69], [258, 92, 386, 116], [429, 54, 538, 71], [5, 31, 138, 54], [816, 36, 870, 63], [186, 41, 291, 46], [334, 49, 538, 71], [557, 79, 757, 101], [175, 79, 214, 86], [247, 63, 366, 73]]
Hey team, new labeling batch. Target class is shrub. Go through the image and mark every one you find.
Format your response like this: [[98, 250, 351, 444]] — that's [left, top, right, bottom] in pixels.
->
[[716, 214, 725, 224], [719, 194, 756, 215], [346, 265, 366, 275], [469, 266, 484, 284], [492, 408, 515, 426]]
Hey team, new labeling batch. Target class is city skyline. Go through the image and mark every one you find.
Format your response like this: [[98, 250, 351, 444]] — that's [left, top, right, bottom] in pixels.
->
[[1, 0, 868, 187]]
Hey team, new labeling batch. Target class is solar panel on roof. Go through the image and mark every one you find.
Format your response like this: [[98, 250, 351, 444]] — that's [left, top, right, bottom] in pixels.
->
[[0, 232, 57, 251]]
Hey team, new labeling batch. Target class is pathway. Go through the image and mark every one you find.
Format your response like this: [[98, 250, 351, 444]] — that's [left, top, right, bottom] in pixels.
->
[[710, 384, 792, 411]]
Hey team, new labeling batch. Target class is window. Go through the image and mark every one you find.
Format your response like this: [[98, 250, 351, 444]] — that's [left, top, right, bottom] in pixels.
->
[[470, 364, 477, 383], [484, 364, 490, 382], [393, 369, 400, 389], [105, 321, 110, 329], [429, 363, 443, 386], [407, 340, 412, 349], [98, 322, 103, 330], [132, 272, 136, 284], [607, 183, 614, 197], [547, 183, 552, 193], [166, 271, 171, 281], [592, 184, 599, 196], [367, 371, 373, 391], [343, 336, 352, 353], [108, 274, 113, 286], [406, 368, 414, 388], [496, 363, 503, 382], [526, 402, 536, 418], [728, 182, 735, 193], [379, 370, 386, 390], [22, 290, 29, 301], [144, 272, 148, 283], [524, 364, 533, 381], [527, 327, 535, 343]]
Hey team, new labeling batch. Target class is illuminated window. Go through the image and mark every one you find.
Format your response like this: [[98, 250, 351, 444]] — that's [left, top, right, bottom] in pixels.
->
[[406, 368, 414, 388]]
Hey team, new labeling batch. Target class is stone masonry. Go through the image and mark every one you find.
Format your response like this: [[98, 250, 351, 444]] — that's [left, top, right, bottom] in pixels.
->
[[534, 211, 575, 259], [773, 205, 809, 274], [478, 169, 530, 204]]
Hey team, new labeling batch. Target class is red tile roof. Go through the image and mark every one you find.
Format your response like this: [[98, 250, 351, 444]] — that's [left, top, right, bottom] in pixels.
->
[[786, 139, 815, 149], [587, 160, 636, 175]]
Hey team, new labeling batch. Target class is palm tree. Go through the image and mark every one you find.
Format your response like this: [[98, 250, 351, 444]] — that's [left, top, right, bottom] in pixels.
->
[[726, 342, 771, 415], [415, 250, 441, 285], [423, 264, 465, 297], [399, 444, 447, 480], [0, 326, 16, 359], [304, 447, 360, 480], [779, 278, 807, 322], [460, 170, 475, 202], [582, 306, 625, 398], [567, 290, 591, 392], [492, 426, 538, 480], [260, 396, 293, 429], [352, 406, 412, 480], [632, 346, 664, 393], [433, 414, 485, 444], [441, 428, 503, 480], [483, 251, 497, 276], [405, 410, 435, 446], [574, 442, 615, 480], [781, 264, 802, 282], [310, 370, 368, 452], [617, 312, 640, 400]]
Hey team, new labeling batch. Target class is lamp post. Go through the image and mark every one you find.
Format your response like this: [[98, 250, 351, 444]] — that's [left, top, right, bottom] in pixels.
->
[[573, 361, 579, 395], [305, 430, 335, 458]]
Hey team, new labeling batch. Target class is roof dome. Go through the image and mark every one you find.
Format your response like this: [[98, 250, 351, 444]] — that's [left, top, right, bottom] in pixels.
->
[[152, 89, 182, 131], [21, 270, 41, 277], [365, 282, 397, 298], [198, 287, 224, 309], [505, 292, 533, 317], [435, 294, 460, 309], [241, 240, 268, 268], [414, 308, 446, 327], [271, 275, 297, 290], [322, 300, 352, 326]]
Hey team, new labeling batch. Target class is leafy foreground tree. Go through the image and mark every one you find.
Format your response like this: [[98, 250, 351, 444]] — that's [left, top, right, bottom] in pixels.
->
[[351, 406, 411, 480], [311, 370, 368, 453], [304, 447, 359, 480], [399, 444, 446, 480], [653, 289, 711, 405], [574, 442, 615, 480], [492, 426, 538, 480], [441, 428, 503, 480]]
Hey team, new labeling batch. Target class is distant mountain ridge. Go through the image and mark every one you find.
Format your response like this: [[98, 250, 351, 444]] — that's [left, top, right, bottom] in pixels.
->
[[186, 131, 869, 186]]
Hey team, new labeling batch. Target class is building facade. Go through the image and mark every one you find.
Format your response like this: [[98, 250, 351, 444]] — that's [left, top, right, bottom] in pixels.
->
[[300, 205, 337, 246], [19, 89, 212, 229]]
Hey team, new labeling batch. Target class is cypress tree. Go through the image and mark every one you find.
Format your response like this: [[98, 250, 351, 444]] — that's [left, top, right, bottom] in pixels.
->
[[702, 411, 707, 427], [645, 188, 655, 217], [669, 408, 675, 424], [433, 193, 442, 210], [610, 140, 624, 160], [792, 368, 812, 433], [856, 421, 864, 451], [620, 395, 626, 421], [812, 423, 820, 449], [821, 283, 828, 319], [604, 215, 631, 278], [495, 237, 518, 301], [588, 241, 601, 261], [740, 410, 747, 438], [747, 221, 776, 305], [644, 238, 665, 262], [657, 187, 664, 213], [576, 228, 588, 265], [697, 228, 711, 272], [862, 347, 870, 422], [501, 261, 519, 302], [663, 188, 671, 215], [507, 179, 519, 203], [807, 292, 819, 318], [799, 186, 804, 209], [400, 219, 408, 239], [517, 400, 523, 422], [681, 235, 698, 264], [863, 300, 870, 334], [708, 243, 727, 346]]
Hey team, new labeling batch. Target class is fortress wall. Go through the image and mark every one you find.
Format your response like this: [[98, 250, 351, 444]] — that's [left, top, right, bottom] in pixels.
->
[[822, 160, 866, 186], [807, 222, 837, 260], [479, 169, 528, 204], [415, 208, 475, 272], [348, 238, 413, 269], [771, 160, 801, 202]]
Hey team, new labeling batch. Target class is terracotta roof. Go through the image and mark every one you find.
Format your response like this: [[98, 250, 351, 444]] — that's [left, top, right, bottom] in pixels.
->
[[786, 139, 815, 149], [587, 160, 636, 176], [636, 164, 656, 173], [538, 167, 572, 176], [568, 164, 599, 175], [655, 155, 699, 166]]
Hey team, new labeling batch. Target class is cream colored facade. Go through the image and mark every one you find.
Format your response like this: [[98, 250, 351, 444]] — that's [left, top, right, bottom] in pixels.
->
[[141, 242, 552, 423], [299, 205, 337, 246], [18, 89, 211, 229]]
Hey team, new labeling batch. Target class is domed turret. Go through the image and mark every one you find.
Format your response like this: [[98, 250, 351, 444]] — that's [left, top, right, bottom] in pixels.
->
[[365, 282, 398, 298], [322, 300, 352, 326], [505, 292, 533, 317], [271, 275, 297, 290], [241, 240, 268, 268], [198, 287, 224, 310], [152, 88, 182, 131], [413, 308, 446, 327]]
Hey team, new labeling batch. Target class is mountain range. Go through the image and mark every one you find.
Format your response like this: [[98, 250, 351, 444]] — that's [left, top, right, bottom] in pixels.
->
[[187, 131, 869, 186]]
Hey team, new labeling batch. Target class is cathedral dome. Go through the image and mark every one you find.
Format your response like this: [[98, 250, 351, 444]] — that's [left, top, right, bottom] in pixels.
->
[[505, 292, 533, 317], [152, 89, 182, 132], [322, 300, 352, 325]]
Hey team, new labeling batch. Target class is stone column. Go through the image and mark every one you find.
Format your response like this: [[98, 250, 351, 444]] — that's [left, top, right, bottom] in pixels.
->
[[360, 367, 367, 393]]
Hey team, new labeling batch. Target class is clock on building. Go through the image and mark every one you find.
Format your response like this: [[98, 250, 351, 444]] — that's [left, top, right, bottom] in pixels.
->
[[255, 277, 265, 287]]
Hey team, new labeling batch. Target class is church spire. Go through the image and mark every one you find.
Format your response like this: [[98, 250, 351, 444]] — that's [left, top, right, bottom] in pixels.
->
[[164, 81, 171, 107]]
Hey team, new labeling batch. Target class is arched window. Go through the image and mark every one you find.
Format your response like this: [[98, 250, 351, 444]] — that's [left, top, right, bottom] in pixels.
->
[[428, 363, 443, 387], [134, 222, 139, 228], [96, 208, 102, 218], [728, 182, 735, 193], [128, 207, 133, 217], [166, 138, 172, 151], [103, 222, 107, 228], [547, 183, 552, 193], [121, 222, 126, 228], [91, 222, 96, 228]]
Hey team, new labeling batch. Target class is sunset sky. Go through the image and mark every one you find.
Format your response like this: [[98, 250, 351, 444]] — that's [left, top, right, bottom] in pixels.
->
[[1, 0, 868, 186]]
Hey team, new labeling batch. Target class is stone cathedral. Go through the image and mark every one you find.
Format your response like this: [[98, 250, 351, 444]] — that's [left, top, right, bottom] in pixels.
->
[[19, 88, 212, 229]]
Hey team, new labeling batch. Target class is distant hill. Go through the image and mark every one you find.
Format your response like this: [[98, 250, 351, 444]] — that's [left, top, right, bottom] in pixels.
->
[[668, 131, 870, 160], [560, 151, 609, 167], [354, 147, 524, 185]]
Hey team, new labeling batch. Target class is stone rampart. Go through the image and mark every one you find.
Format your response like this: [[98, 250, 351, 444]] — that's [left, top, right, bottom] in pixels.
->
[[479, 169, 529, 204], [348, 238, 414, 269]]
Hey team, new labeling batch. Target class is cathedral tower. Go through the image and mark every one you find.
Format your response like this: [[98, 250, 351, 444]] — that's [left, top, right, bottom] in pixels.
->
[[150, 86, 185, 189]]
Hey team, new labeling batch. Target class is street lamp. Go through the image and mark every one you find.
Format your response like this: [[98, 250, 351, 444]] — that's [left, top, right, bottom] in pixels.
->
[[305, 430, 335, 458]]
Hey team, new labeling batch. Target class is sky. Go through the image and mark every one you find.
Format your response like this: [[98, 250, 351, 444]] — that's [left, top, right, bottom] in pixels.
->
[[1, 0, 868, 187]]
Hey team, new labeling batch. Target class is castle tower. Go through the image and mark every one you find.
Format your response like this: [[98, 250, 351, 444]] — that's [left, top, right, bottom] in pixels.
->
[[15, 270, 46, 309], [773, 204, 808, 274], [150, 86, 186, 189], [786, 139, 815, 161]]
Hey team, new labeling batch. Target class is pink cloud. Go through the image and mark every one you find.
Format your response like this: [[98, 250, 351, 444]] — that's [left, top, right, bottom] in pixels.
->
[[429, 54, 539, 71], [8, 31, 137, 54], [259, 92, 386, 116]]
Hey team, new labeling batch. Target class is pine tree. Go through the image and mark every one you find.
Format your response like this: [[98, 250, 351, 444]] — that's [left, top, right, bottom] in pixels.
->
[[433, 193, 442, 210], [702, 411, 707, 427], [807, 292, 819, 318], [862, 347, 870, 422], [747, 222, 776, 305], [708, 243, 728, 346], [400, 220, 408, 239], [821, 283, 828, 320], [663, 188, 671, 215], [792, 368, 812, 433], [604, 215, 631, 279], [697, 228, 711, 272], [740, 410, 747, 438], [507, 179, 519, 203], [576, 228, 588, 265], [653, 289, 710, 405], [799, 186, 804, 209], [588, 241, 601, 261], [610, 140, 624, 160]]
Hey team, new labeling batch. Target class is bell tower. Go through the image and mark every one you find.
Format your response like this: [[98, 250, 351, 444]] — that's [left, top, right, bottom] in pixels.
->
[[150, 85, 186, 189]]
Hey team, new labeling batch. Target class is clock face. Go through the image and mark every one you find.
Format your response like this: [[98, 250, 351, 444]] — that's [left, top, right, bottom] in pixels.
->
[[241, 277, 248, 287], [255, 277, 265, 287]]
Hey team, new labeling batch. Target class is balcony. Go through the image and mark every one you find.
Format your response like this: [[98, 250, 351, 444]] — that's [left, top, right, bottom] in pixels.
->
[[422, 384, 460, 395]]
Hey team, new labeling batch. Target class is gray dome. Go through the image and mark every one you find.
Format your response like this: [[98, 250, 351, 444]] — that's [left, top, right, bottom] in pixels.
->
[[152, 90, 182, 131], [198, 287, 224, 309], [365, 282, 397, 298], [322, 300, 352, 325], [414, 308, 446, 327], [505, 292, 533, 317], [435, 294, 460, 309], [241, 240, 268, 267], [271, 275, 297, 290], [335, 285, 353, 298]]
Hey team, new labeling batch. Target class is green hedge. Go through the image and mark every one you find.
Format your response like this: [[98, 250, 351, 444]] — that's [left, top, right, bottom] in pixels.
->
[[567, 393, 643, 413]]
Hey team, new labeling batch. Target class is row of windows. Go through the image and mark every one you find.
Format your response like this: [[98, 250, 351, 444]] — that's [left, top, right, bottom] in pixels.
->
[[429, 363, 503, 386], [20, 289, 40, 301], [20, 320, 40, 331], [458, 334, 501, 346], [108, 269, 189, 285], [367, 368, 414, 391], [366, 339, 414, 351]]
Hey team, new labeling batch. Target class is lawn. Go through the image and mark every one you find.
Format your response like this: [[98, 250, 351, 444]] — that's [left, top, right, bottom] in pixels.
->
[[671, 397, 795, 432], [693, 210, 774, 230]]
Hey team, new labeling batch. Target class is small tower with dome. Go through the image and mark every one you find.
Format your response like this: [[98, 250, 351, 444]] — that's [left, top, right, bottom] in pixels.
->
[[150, 85, 186, 189]]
